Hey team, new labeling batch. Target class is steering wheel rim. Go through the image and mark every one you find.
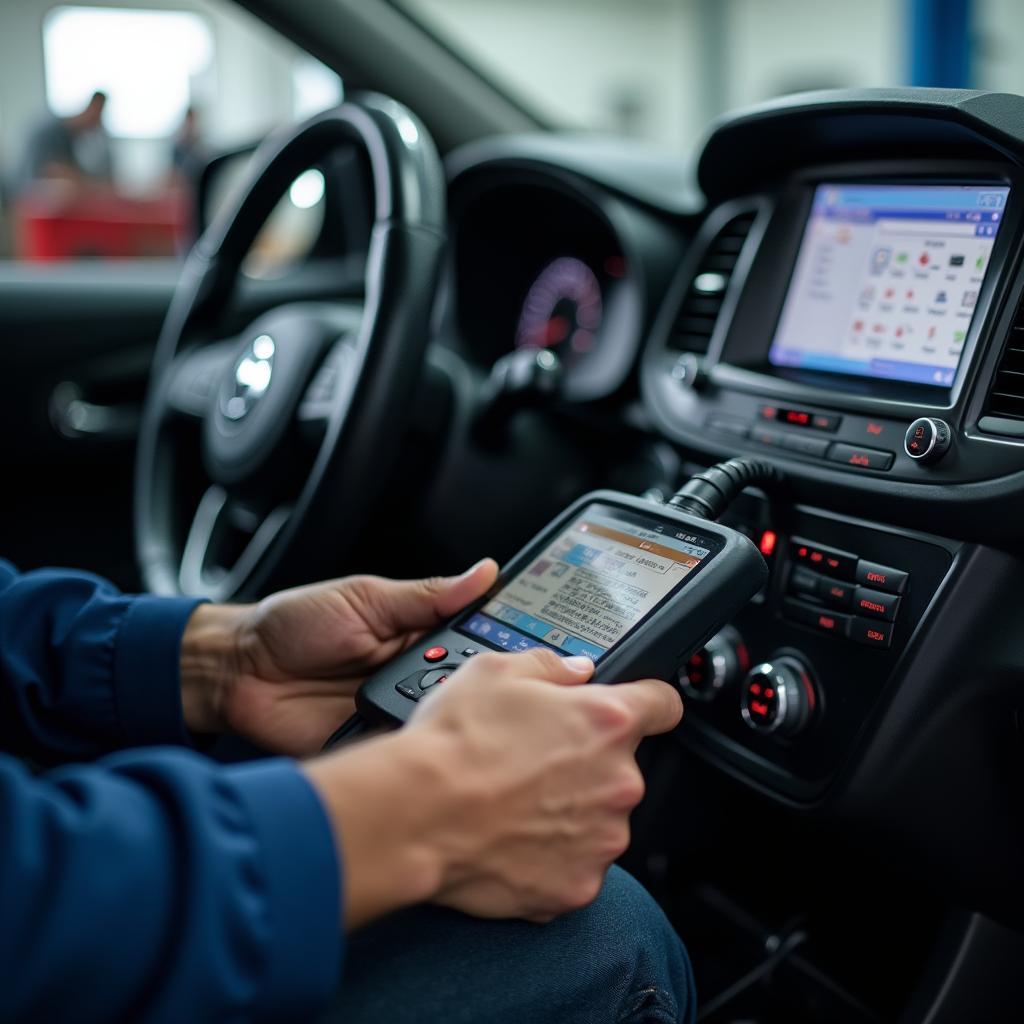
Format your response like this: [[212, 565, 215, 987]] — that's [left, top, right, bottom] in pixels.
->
[[135, 95, 446, 600]]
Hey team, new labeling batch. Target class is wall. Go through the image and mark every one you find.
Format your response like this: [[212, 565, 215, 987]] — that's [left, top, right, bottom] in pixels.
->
[[405, 0, 904, 155]]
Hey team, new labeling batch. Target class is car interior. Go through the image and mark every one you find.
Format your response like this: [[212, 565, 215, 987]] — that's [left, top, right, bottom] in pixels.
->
[[4, 0, 1024, 1020]]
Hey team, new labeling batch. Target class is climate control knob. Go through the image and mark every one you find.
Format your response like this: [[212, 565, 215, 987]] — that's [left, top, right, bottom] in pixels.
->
[[740, 656, 816, 736], [678, 626, 747, 702]]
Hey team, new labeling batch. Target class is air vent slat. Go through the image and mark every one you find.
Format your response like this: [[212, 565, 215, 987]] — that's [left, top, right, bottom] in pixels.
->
[[665, 210, 755, 355], [982, 292, 1024, 433]]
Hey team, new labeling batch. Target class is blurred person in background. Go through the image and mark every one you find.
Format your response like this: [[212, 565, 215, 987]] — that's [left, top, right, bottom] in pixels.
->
[[17, 90, 113, 198], [170, 105, 206, 191]]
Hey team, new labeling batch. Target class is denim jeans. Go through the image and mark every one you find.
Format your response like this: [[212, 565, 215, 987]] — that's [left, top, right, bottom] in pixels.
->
[[321, 865, 696, 1024]]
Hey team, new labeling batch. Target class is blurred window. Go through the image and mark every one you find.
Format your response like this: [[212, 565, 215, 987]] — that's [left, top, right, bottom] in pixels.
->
[[44, 7, 214, 139], [0, 0, 343, 268]]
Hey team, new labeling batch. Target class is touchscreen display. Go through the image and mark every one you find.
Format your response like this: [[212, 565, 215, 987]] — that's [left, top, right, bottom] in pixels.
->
[[769, 183, 1009, 387], [459, 505, 720, 661]]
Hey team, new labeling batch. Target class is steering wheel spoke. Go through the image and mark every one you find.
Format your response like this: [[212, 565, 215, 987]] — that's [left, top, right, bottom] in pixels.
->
[[297, 334, 360, 427], [164, 341, 238, 419], [179, 486, 292, 600]]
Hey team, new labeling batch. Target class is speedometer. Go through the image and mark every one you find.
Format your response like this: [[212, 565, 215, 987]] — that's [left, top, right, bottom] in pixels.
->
[[515, 256, 603, 368]]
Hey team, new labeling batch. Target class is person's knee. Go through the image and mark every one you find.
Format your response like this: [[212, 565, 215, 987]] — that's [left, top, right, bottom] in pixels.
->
[[576, 865, 696, 1024]]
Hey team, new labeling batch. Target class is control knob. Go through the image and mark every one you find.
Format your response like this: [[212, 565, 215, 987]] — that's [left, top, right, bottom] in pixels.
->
[[904, 417, 951, 464], [740, 656, 816, 736], [678, 626, 748, 702]]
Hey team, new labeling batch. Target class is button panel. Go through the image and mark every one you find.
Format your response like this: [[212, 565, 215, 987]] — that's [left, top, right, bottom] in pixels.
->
[[785, 538, 911, 648]]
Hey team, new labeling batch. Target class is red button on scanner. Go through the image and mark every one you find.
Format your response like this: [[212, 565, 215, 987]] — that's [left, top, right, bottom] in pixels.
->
[[423, 645, 448, 662]]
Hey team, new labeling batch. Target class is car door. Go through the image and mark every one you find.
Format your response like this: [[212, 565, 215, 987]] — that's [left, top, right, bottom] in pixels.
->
[[0, 0, 350, 589]]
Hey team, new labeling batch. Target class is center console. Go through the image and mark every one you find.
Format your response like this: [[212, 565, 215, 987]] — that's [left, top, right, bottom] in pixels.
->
[[641, 156, 1024, 803]]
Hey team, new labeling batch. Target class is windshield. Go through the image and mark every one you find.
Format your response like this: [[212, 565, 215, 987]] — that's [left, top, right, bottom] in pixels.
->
[[398, 0, 1023, 153]]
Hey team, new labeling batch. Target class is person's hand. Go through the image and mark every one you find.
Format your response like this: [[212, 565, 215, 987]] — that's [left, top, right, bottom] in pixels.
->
[[179, 559, 498, 753], [303, 648, 683, 928]]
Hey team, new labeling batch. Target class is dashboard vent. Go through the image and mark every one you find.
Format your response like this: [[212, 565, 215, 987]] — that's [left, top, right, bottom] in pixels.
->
[[667, 210, 756, 354], [980, 297, 1024, 433]]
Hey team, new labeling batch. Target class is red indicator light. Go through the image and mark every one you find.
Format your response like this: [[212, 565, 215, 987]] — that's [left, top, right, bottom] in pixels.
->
[[759, 530, 778, 557], [423, 646, 448, 662], [761, 406, 777, 419], [797, 546, 808, 558], [865, 571, 887, 584], [849, 454, 871, 467], [785, 410, 810, 425], [818, 615, 836, 629], [826, 557, 840, 569], [750, 683, 762, 696], [751, 700, 769, 716], [764, 688, 775, 699], [867, 422, 884, 436], [810, 551, 824, 563], [866, 629, 885, 642]]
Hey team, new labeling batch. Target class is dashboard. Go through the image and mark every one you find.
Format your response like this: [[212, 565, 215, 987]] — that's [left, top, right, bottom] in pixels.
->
[[439, 89, 1024, 924]]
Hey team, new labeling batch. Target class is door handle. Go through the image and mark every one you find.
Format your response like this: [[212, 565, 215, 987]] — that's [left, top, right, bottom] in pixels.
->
[[49, 381, 140, 440]]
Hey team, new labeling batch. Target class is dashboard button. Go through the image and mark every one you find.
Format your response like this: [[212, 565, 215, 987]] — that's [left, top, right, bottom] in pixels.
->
[[855, 561, 908, 594], [827, 442, 895, 471], [791, 539, 857, 579], [705, 414, 749, 438], [851, 617, 894, 649], [852, 587, 900, 621], [396, 683, 421, 701], [781, 433, 830, 457], [783, 597, 851, 638], [752, 426, 785, 447], [855, 418, 899, 446], [821, 578, 854, 608], [423, 645, 448, 662], [810, 413, 841, 432], [789, 566, 820, 598]]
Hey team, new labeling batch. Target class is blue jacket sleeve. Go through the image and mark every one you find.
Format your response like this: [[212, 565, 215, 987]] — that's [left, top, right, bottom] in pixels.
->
[[0, 749, 343, 1023], [0, 559, 202, 761]]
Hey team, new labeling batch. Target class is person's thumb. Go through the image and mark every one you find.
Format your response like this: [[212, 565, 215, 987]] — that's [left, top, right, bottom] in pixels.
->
[[374, 558, 499, 633], [497, 646, 596, 686]]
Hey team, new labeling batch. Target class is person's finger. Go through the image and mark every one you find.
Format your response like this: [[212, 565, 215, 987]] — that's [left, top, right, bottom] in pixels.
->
[[495, 647, 595, 686], [607, 678, 684, 738], [434, 558, 500, 618], [368, 559, 499, 633]]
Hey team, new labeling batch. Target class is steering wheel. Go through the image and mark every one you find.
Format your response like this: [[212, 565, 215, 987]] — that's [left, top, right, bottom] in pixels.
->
[[135, 96, 446, 600]]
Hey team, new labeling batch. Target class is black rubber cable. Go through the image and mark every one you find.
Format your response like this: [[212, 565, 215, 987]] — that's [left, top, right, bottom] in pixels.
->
[[668, 458, 784, 521]]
